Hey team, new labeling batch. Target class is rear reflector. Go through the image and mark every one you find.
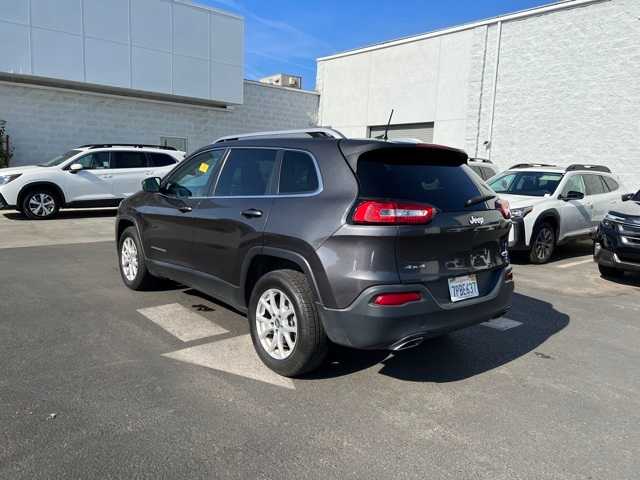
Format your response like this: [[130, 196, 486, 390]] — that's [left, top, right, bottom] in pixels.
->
[[496, 198, 511, 220], [353, 201, 436, 225], [373, 292, 422, 306]]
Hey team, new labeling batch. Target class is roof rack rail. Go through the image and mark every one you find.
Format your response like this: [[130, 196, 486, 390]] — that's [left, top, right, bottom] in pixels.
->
[[213, 128, 346, 144], [565, 164, 611, 173], [469, 157, 493, 164], [79, 144, 179, 151], [509, 163, 557, 169]]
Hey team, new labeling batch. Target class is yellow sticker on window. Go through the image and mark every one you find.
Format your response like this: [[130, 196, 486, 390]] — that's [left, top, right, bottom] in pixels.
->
[[198, 162, 209, 174]]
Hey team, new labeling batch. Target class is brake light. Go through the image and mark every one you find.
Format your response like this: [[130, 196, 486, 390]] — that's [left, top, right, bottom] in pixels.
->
[[496, 198, 511, 219], [353, 201, 436, 225], [373, 292, 422, 306]]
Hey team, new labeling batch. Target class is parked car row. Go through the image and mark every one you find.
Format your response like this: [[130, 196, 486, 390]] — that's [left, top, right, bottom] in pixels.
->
[[487, 163, 625, 263], [0, 130, 637, 377]]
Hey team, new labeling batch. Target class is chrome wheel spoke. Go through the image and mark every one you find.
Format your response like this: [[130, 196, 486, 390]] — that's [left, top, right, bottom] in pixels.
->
[[121, 237, 139, 281], [256, 288, 298, 360]]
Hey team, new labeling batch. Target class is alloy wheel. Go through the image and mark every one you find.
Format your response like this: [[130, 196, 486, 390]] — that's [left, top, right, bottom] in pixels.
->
[[256, 288, 298, 360], [28, 193, 56, 217], [121, 237, 139, 282], [534, 227, 554, 261]]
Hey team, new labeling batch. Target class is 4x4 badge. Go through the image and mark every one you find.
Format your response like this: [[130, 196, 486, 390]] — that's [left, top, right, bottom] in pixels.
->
[[469, 216, 485, 225]]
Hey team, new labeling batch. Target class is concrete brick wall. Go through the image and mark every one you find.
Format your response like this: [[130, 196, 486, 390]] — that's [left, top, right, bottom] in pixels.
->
[[0, 80, 319, 166], [466, 0, 640, 189]]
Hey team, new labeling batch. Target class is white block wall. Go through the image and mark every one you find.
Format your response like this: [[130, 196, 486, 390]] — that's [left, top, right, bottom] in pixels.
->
[[0, 0, 244, 104], [466, 0, 640, 189], [317, 29, 474, 148], [317, 0, 640, 189], [0, 81, 319, 166]]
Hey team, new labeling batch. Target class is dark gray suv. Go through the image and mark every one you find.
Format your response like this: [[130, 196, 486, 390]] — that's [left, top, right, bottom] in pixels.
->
[[116, 129, 514, 377]]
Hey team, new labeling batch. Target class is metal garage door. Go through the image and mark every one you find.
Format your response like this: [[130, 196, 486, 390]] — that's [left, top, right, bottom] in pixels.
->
[[368, 122, 434, 143]]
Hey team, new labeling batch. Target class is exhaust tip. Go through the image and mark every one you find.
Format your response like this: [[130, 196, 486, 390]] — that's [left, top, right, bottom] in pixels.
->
[[392, 337, 424, 351]]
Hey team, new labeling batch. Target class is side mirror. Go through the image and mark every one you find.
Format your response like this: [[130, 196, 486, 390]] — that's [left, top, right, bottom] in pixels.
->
[[562, 190, 585, 201], [621, 193, 634, 202], [142, 177, 161, 193], [69, 163, 83, 173]]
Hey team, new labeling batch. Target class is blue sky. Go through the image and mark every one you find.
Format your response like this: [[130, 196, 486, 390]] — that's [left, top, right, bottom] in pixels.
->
[[200, 0, 554, 89]]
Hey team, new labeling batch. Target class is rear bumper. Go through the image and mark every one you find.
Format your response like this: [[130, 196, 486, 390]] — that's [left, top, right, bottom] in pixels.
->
[[317, 268, 514, 350]]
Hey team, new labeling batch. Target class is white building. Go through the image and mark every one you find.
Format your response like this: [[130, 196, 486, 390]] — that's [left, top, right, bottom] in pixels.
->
[[317, 0, 640, 188], [0, 0, 318, 165]]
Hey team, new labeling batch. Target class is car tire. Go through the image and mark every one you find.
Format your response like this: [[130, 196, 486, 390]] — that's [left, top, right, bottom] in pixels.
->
[[21, 188, 61, 220], [529, 222, 556, 264], [249, 270, 329, 377], [598, 264, 622, 278], [118, 226, 158, 291]]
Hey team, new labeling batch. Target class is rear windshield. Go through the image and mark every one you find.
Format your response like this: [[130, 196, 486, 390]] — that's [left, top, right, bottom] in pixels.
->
[[357, 150, 492, 211]]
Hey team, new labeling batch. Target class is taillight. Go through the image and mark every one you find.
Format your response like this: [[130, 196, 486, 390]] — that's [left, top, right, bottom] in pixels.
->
[[353, 201, 436, 225], [373, 292, 422, 306], [496, 198, 511, 219]]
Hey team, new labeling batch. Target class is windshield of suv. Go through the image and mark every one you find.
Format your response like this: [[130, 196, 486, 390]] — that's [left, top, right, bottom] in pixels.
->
[[634, 190, 640, 202], [38, 150, 82, 167], [489, 171, 563, 197]]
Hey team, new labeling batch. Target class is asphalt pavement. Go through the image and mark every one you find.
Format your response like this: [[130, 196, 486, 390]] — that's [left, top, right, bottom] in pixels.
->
[[1, 211, 639, 479]]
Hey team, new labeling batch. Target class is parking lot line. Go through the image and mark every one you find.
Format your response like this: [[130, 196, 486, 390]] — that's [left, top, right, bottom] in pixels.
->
[[137, 303, 229, 342], [480, 317, 523, 331], [163, 335, 296, 390], [556, 258, 593, 269]]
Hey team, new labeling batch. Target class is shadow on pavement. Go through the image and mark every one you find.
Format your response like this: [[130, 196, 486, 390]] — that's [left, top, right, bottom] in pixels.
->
[[598, 270, 640, 288], [510, 239, 593, 265], [2, 208, 118, 221], [308, 292, 569, 383]]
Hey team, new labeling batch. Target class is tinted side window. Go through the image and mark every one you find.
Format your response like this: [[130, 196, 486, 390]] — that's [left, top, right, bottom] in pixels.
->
[[603, 176, 619, 192], [163, 150, 225, 198], [110, 151, 147, 169], [469, 165, 484, 179], [75, 152, 110, 170], [482, 167, 497, 180], [357, 150, 491, 211], [149, 153, 177, 167], [215, 149, 278, 197], [584, 174, 606, 195], [561, 175, 586, 196], [279, 151, 319, 194]]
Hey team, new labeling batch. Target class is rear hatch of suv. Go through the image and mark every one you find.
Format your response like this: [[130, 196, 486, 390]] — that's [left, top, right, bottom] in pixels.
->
[[348, 144, 511, 306]]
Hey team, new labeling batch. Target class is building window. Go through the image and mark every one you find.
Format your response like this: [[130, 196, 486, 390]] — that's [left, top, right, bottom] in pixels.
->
[[161, 136, 188, 152]]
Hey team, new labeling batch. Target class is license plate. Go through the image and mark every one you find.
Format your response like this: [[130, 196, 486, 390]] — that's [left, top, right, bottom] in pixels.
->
[[448, 274, 479, 303]]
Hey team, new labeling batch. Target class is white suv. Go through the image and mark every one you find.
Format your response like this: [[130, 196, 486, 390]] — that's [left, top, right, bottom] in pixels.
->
[[0, 144, 185, 219], [488, 163, 626, 263]]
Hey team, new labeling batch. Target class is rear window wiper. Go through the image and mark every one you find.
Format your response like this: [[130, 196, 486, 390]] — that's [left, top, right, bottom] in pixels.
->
[[465, 193, 496, 207]]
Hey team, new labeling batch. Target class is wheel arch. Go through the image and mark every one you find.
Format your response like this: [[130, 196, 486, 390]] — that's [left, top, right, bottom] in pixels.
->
[[534, 209, 561, 239], [116, 215, 148, 259], [18, 182, 67, 208], [240, 247, 324, 309]]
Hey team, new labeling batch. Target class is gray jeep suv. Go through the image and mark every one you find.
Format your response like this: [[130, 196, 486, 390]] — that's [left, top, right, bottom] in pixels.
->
[[116, 129, 514, 377]]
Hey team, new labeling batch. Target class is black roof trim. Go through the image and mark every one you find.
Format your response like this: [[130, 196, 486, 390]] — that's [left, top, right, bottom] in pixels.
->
[[469, 158, 493, 164], [565, 164, 611, 173], [509, 163, 557, 169], [79, 144, 179, 151]]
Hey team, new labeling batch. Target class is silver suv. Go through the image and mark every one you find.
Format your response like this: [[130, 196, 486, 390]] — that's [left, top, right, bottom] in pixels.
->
[[468, 158, 500, 181], [488, 164, 625, 263]]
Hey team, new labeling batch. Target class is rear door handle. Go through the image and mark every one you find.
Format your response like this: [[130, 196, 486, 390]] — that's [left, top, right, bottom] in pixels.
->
[[178, 206, 192, 213], [242, 208, 263, 218]]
